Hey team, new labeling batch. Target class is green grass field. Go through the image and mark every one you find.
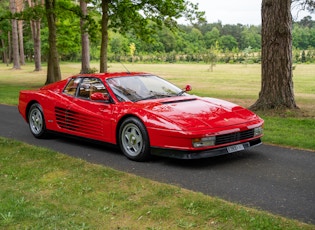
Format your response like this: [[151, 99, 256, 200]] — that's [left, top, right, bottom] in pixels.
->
[[0, 62, 315, 228], [1, 137, 314, 229]]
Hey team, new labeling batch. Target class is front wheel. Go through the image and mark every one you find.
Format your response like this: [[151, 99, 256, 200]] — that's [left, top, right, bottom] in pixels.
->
[[28, 103, 47, 138], [118, 117, 151, 161]]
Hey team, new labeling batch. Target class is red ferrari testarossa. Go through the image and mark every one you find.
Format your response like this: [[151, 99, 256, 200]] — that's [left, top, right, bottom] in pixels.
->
[[18, 72, 264, 161]]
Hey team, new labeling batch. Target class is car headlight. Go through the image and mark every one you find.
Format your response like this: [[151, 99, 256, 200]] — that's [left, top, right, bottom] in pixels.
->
[[254, 126, 263, 136], [192, 136, 216, 148]]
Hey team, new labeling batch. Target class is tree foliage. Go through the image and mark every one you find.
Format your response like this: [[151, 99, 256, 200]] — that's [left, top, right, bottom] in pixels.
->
[[97, 0, 205, 72], [0, 0, 314, 75]]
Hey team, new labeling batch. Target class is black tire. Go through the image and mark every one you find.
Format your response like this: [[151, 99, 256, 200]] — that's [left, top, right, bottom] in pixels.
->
[[28, 103, 47, 138], [118, 117, 151, 161]]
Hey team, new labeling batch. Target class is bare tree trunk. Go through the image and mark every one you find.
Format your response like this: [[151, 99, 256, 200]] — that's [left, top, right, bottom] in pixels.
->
[[80, 0, 90, 74], [33, 20, 42, 71], [11, 19, 20, 69], [45, 0, 61, 84], [1, 38, 8, 64], [100, 0, 109, 73], [10, 0, 21, 69], [16, 0, 25, 65], [28, 0, 42, 71], [0, 30, 8, 64], [18, 20, 25, 65], [8, 31, 11, 65], [250, 0, 297, 110]]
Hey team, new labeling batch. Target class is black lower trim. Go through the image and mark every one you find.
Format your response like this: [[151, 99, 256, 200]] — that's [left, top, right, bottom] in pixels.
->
[[150, 138, 262, 160]]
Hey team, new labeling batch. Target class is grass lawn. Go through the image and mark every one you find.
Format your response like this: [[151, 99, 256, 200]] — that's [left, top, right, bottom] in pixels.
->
[[1, 137, 314, 229]]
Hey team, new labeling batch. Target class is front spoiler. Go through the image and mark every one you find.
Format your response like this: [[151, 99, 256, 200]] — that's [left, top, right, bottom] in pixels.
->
[[151, 138, 262, 160]]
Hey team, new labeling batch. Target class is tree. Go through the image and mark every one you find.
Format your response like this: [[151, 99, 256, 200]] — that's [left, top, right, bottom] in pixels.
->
[[219, 35, 238, 51], [251, 0, 315, 110], [251, 0, 297, 110], [99, 0, 204, 72], [158, 27, 176, 53], [183, 27, 205, 53], [27, 0, 43, 71], [110, 33, 129, 58], [298, 15, 315, 27], [80, 0, 90, 74], [240, 26, 261, 50], [100, 0, 109, 73], [292, 24, 310, 49], [9, 0, 21, 69], [45, 0, 61, 84], [129, 42, 136, 63], [16, 0, 25, 65], [0, 1, 11, 64], [204, 41, 220, 72], [204, 27, 220, 49]]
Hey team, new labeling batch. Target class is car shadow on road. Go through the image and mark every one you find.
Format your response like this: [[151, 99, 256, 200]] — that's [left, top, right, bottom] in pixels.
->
[[42, 133, 267, 170], [154, 148, 267, 169]]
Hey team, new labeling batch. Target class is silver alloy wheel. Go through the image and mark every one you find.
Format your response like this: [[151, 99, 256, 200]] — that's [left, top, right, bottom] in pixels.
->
[[29, 106, 44, 135], [121, 123, 143, 157]]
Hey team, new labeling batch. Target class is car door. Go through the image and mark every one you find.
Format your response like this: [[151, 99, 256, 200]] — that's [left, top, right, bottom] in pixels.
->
[[55, 77, 114, 143]]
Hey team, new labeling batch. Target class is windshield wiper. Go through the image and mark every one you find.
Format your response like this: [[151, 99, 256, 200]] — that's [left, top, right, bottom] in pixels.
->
[[134, 95, 157, 102], [177, 90, 186, 96], [135, 92, 173, 102]]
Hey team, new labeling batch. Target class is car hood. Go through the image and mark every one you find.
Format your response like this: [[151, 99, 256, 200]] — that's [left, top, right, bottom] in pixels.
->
[[139, 96, 260, 131]]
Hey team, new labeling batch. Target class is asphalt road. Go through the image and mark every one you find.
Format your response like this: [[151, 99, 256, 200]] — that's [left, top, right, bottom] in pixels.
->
[[1, 104, 315, 224]]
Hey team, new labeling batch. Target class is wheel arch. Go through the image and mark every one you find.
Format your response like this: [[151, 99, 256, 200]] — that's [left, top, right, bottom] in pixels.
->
[[116, 114, 152, 161], [25, 100, 41, 123], [115, 114, 149, 145]]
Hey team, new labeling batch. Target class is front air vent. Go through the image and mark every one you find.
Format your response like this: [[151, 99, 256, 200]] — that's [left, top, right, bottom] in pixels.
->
[[215, 129, 255, 145]]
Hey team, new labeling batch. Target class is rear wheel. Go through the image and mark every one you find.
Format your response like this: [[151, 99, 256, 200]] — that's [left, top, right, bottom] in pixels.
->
[[118, 117, 150, 161], [28, 103, 47, 138]]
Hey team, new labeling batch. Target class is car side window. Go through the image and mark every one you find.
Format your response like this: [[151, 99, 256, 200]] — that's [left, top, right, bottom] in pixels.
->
[[63, 78, 80, 96], [78, 78, 108, 99]]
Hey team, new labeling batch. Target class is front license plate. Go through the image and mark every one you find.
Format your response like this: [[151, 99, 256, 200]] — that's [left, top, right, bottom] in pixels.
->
[[227, 144, 245, 153]]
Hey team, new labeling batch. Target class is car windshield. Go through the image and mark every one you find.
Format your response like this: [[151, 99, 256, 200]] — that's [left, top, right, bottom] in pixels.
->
[[106, 75, 185, 102]]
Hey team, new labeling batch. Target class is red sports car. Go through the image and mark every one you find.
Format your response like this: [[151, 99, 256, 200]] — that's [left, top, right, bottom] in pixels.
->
[[18, 72, 264, 161]]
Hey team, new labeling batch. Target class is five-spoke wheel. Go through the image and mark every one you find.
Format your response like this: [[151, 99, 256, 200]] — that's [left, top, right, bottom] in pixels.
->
[[28, 103, 47, 138], [119, 117, 150, 161]]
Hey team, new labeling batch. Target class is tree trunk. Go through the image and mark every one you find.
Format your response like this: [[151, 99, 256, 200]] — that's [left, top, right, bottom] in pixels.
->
[[16, 0, 25, 65], [45, 0, 61, 84], [1, 38, 8, 64], [8, 31, 11, 65], [0, 29, 8, 64], [32, 20, 42, 71], [18, 20, 25, 65], [100, 0, 109, 73], [10, 0, 21, 69], [250, 0, 297, 110], [28, 0, 42, 71], [80, 0, 90, 74]]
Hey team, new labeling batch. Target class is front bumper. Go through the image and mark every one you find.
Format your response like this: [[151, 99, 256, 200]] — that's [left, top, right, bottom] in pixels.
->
[[151, 138, 262, 160]]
